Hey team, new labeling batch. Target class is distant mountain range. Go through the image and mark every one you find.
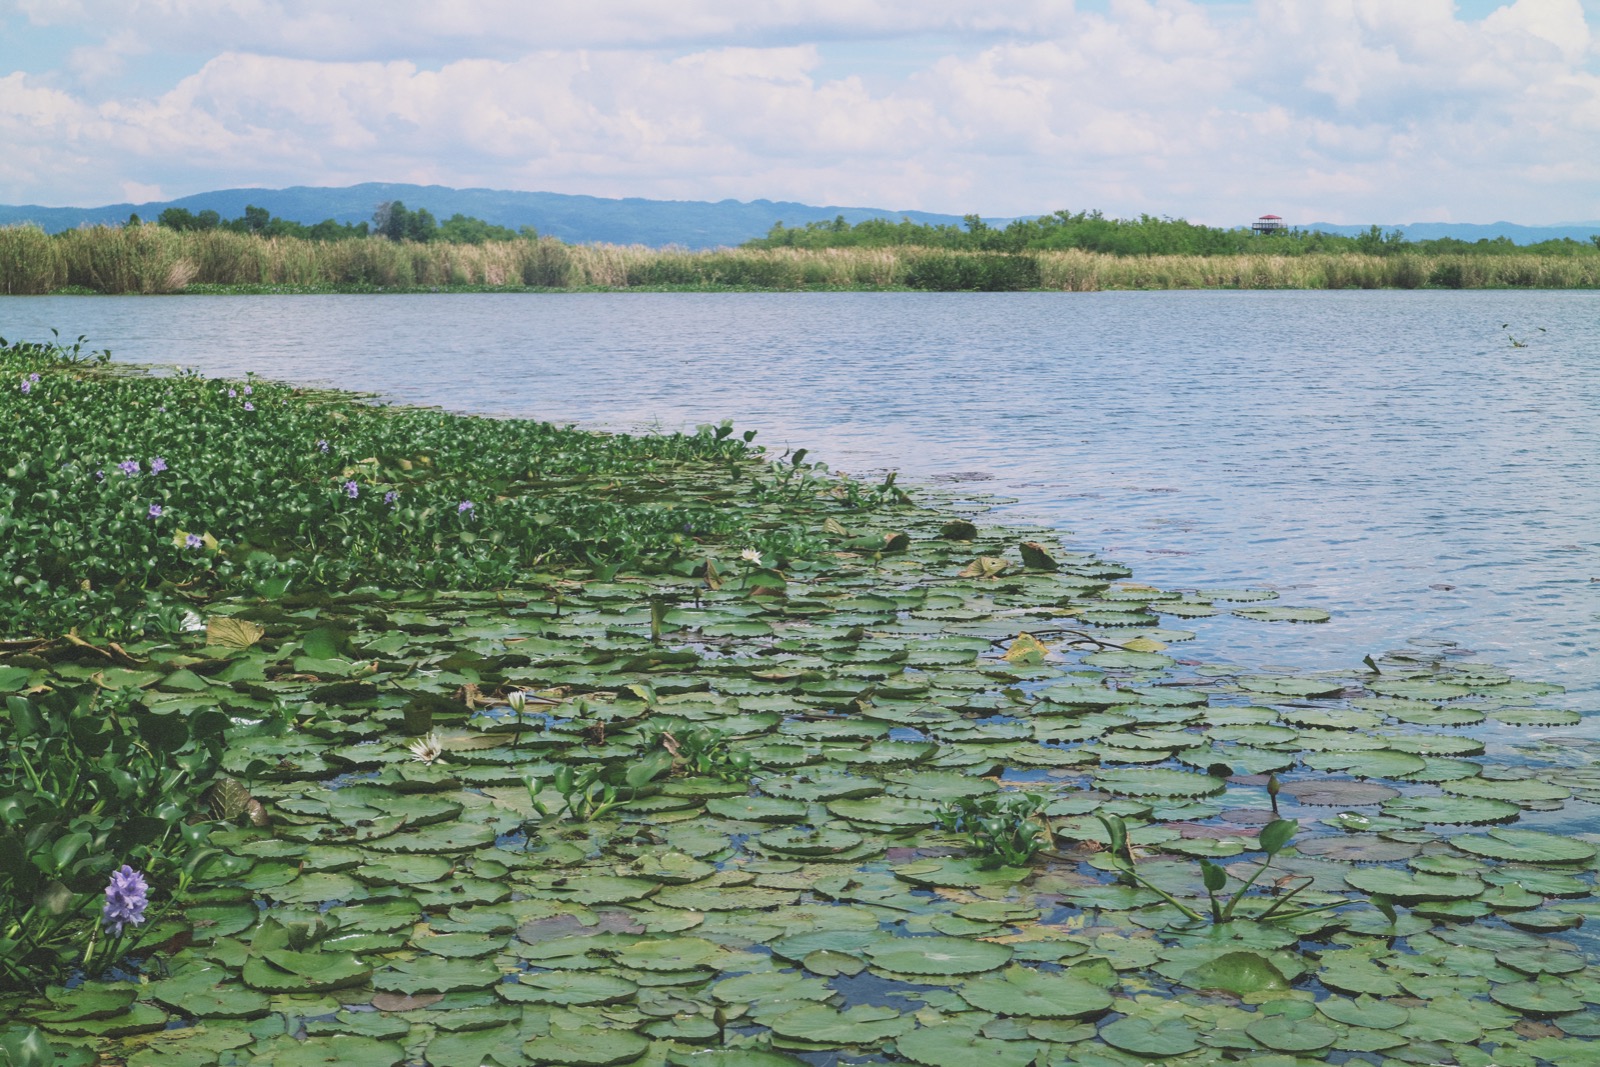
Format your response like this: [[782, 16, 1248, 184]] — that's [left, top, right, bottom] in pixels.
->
[[1, 183, 1596, 248], [0, 183, 995, 249], [1302, 220, 1600, 244]]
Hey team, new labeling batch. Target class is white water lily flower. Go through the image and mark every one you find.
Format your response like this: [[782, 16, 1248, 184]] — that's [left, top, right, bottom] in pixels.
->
[[740, 548, 763, 566], [181, 611, 206, 632], [407, 732, 445, 765]]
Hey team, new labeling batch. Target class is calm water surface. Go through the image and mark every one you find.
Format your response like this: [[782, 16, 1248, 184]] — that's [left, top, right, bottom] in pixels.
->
[[5, 291, 1597, 731]]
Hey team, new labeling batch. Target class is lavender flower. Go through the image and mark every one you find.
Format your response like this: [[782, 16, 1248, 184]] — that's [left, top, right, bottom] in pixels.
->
[[383, 490, 398, 505], [227, 388, 237, 398], [185, 533, 203, 549], [102, 865, 149, 935], [458, 500, 474, 514], [118, 460, 140, 477], [28, 373, 40, 382], [19, 379, 31, 394], [317, 439, 330, 453], [344, 480, 360, 498], [149, 456, 168, 474], [243, 384, 253, 395], [148, 504, 163, 518], [94, 470, 105, 481], [242, 402, 254, 411]]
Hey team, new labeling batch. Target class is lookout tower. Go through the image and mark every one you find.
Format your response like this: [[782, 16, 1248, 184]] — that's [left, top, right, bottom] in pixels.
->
[[1252, 214, 1287, 236]]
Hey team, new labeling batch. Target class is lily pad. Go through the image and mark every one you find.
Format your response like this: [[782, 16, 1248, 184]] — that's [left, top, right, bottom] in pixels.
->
[[895, 1025, 1041, 1067], [1179, 951, 1293, 996], [1280, 780, 1399, 806], [371, 956, 500, 993], [1317, 995, 1408, 1029], [1451, 829, 1596, 864], [1092, 768, 1227, 797], [1245, 1016, 1339, 1052], [958, 965, 1113, 1018], [1380, 795, 1521, 825], [498, 972, 638, 1005], [1343, 869, 1484, 902], [523, 1028, 649, 1066], [1232, 606, 1330, 623], [1439, 777, 1571, 804], [704, 796, 809, 822], [1098, 1017, 1201, 1057], [766, 1003, 912, 1044], [864, 936, 1013, 976]]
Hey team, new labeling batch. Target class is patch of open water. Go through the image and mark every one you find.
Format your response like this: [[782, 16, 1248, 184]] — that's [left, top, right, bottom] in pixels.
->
[[5, 290, 1595, 726]]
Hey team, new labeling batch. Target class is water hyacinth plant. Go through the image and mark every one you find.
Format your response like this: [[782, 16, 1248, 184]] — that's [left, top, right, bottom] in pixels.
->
[[1097, 813, 1342, 925], [0, 335, 777, 639], [1, 331, 1598, 1067], [100, 865, 149, 935], [935, 792, 1052, 869], [0, 680, 224, 989]]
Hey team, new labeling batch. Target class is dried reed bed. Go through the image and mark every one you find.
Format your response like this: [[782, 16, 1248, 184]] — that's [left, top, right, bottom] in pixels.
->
[[2, 224, 1597, 294]]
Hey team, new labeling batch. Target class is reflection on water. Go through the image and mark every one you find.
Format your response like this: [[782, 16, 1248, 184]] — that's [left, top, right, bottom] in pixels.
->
[[5, 291, 1596, 723]]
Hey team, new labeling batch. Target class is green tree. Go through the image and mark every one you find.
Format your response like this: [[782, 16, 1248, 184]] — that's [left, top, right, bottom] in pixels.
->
[[157, 207, 197, 231], [437, 214, 519, 243], [240, 205, 271, 233]]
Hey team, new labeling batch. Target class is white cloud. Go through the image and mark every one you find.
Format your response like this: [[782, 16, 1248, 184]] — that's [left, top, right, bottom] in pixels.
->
[[120, 180, 164, 201], [0, 0, 1597, 224]]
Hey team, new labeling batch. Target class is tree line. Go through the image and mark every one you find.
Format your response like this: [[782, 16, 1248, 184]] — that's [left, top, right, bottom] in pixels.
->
[[153, 201, 535, 245], [747, 210, 1600, 258]]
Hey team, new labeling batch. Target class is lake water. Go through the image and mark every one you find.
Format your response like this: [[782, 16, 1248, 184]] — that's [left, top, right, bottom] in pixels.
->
[[4, 291, 1597, 731]]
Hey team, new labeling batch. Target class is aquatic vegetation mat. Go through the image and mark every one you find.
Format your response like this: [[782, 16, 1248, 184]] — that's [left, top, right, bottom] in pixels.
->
[[3, 340, 1600, 1065]]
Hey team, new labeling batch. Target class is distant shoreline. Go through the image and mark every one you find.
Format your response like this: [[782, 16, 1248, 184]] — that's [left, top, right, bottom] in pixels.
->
[[2, 226, 1597, 294]]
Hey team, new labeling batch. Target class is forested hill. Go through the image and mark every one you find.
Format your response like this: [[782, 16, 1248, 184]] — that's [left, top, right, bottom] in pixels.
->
[[2, 183, 1597, 249], [0, 184, 996, 249]]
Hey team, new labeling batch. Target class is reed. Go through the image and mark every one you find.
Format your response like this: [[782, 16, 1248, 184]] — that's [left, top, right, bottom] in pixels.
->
[[0, 225, 65, 295], [56, 224, 193, 294], [2, 226, 1596, 294]]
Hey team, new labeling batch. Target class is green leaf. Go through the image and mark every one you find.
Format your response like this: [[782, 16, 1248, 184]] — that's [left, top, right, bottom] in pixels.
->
[[1180, 951, 1292, 997], [958, 965, 1112, 1018], [864, 936, 1013, 976], [1098, 1017, 1200, 1057], [1256, 818, 1297, 855], [1246, 1015, 1339, 1052], [895, 1025, 1042, 1067], [523, 1028, 649, 1067]]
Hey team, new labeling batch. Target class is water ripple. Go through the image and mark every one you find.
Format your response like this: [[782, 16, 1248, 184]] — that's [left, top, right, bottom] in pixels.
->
[[7, 289, 1596, 715]]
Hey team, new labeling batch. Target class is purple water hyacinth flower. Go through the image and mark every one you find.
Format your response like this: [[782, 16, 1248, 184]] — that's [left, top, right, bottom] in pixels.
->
[[384, 490, 398, 505], [148, 504, 163, 518], [227, 388, 237, 398], [243, 384, 253, 395], [28, 373, 40, 382], [344, 480, 360, 498], [118, 460, 140, 477], [458, 500, 474, 514], [19, 379, 31, 394], [102, 865, 149, 935], [243, 402, 254, 411], [317, 439, 330, 453], [95, 470, 105, 481], [150, 456, 168, 474], [185, 533, 203, 549]]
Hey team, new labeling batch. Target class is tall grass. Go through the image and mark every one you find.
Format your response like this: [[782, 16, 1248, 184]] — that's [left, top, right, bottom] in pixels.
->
[[3, 224, 1598, 293], [0, 225, 66, 294]]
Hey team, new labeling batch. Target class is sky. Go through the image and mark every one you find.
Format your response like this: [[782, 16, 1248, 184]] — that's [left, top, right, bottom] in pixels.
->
[[2, 0, 1598, 226]]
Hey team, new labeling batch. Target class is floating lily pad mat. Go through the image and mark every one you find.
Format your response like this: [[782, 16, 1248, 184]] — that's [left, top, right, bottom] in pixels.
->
[[3, 353, 1599, 1067]]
